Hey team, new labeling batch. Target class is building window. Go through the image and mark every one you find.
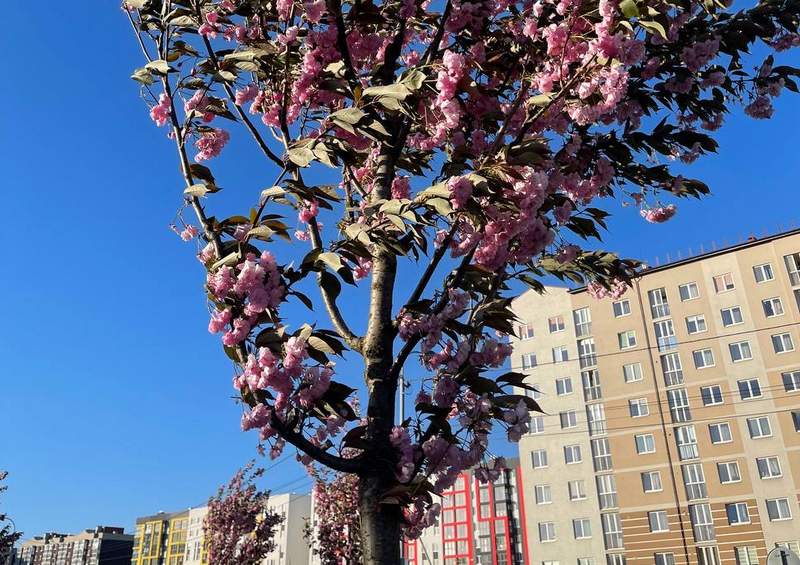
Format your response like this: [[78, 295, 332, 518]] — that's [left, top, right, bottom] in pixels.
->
[[606, 555, 626, 565], [560, 410, 578, 429], [530, 416, 545, 434], [676, 425, 699, 460], [734, 547, 759, 565], [648, 288, 670, 318], [525, 382, 542, 400], [587, 404, 606, 436], [683, 463, 708, 500], [726, 502, 750, 525], [577, 559, 595, 565], [582, 370, 602, 401], [573, 518, 592, 540], [654, 319, 677, 352], [754, 263, 774, 282], [729, 341, 753, 362], [635, 433, 656, 454], [679, 282, 700, 301], [622, 362, 642, 383], [693, 348, 715, 369], [568, 480, 586, 501], [596, 475, 618, 509], [709, 422, 733, 444], [763, 297, 784, 317], [556, 377, 573, 396], [642, 471, 663, 493], [713, 273, 735, 293], [613, 300, 631, 318], [531, 449, 548, 469], [552, 346, 569, 363], [534, 484, 552, 504], [748, 416, 772, 439], [521, 353, 537, 369], [667, 388, 691, 422], [756, 456, 782, 479], [578, 338, 597, 368], [772, 332, 795, 354], [686, 314, 707, 334], [689, 503, 715, 542], [697, 546, 721, 565], [629, 398, 650, 418], [721, 306, 744, 327], [655, 554, 676, 565], [701, 385, 723, 406], [548, 316, 565, 333], [661, 352, 684, 386], [783, 370, 800, 392], [785, 252, 800, 286], [718, 461, 742, 484], [518, 323, 535, 340], [766, 498, 793, 521], [618, 330, 637, 350], [601, 513, 623, 550], [564, 445, 582, 464], [573, 308, 592, 337], [737, 378, 762, 400], [538, 522, 556, 542], [649, 511, 669, 533], [591, 438, 612, 472], [794, 410, 800, 432]]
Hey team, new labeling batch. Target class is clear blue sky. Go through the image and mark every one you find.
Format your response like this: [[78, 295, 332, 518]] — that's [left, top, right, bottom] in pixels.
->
[[1, 1, 799, 540]]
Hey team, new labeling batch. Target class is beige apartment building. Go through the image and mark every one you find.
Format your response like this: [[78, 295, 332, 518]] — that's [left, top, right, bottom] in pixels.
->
[[512, 229, 800, 565]]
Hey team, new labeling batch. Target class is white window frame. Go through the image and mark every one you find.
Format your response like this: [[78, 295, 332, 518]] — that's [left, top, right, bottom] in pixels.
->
[[693, 348, 715, 369], [734, 547, 758, 565], [601, 513, 623, 550], [548, 315, 565, 333], [572, 518, 592, 540], [661, 352, 684, 386], [556, 377, 573, 396], [623, 362, 643, 383], [679, 282, 700, 301], [683, 463, 708, 500], [531, 449, 548, 469], [676, 425, 699, 460], [587, 404, 606, 436], [726, 502, 750, 525], [648, 288, 671, 319], [591, 438, 612, 472], [709, 422, 732, 444], [560, 410, 578, 429], [668, 388, 691, 423], [538, 522, 556, 543], [686, 314, 707, 335], [701, 385, 723, 406], [642, 471, 663, 493], [649, 511, 669, 533], [747, 416, 772, 439], [689, 503, 715, 542], [655, 554, 676, 565], [596, 475, 618, 510], [754, 263, 775, 282], [772, 332, 795, 354], [629, 398, 650, 418], [763, 297, 784, 318], [519, 323, 535, 340], [568, 480, 587, 501], [534, 484, 552, 505], [785, 252, 800, 285], [552, 346, 569, 363], [713, 272, 735, 293], [721, 306, 744, 327], [766, 498, 793, 521], [618, 330, 637, 350], [737, 378, 762, 400], [654, 319, 677, 352], [573, 308, 592, 338], [564, 444, 582, 465], [756, 456, 782, 479], [613, 299, 631, 318], [783, 370, 800, 392], [718, 461, 742, 484], [729, 341, 753, 363], [635, 433, 656, 454]]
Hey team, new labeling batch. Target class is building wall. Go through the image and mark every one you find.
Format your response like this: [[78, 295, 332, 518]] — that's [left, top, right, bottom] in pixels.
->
[[184, 507, 208, 565], [512, 230, 800, 565], [263, 493, 311, 565], [402, 459, 529, 565], [12, 528, 132, 565]]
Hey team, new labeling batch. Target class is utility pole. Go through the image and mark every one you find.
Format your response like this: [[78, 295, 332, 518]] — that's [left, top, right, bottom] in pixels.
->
[[398, 368, 406, 423]]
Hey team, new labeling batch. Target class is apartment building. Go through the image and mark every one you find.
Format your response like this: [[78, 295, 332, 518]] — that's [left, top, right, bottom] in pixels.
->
[[512, 229, 800, 565], [11, 527, 133, 565], [135, 492, 310, 565], [401, 458, 529, 565]]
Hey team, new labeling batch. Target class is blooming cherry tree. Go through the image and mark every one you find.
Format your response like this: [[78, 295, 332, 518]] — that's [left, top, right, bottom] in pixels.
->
[[125, 0, 800, 561]]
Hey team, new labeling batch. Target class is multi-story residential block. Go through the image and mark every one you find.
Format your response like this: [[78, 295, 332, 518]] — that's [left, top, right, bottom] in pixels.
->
[[401, 458, 529, 565], [512, 229, 800, 565], [11, 527, 133, 565], [135, 492, 310, 565]]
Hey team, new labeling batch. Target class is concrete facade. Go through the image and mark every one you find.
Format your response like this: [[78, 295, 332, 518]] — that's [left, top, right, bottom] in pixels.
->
[[263, 493, 311, 565], [512, 229, 800, 565], [11, 527, 133, 565]]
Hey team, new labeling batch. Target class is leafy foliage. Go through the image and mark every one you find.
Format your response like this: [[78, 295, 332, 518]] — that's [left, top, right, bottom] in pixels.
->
[[0, 472, 21, 563]]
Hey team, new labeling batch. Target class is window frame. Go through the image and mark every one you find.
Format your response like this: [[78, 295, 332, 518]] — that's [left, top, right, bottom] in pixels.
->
[[763, 296, 784, 318], [729, 340, 753, 363], [747, 416, 772, 439], [756, 456, 782, 480], [783, 370, 800, 392], [555, 376, 573, 396], [693, 348, 715, 369], [700, 385, 723, 406], [686, 314, 707, 335], [679, 282, 700, 301], [753, 263, 775, 283], [713, 272, 735, 293], [612, 299, 631, 318], [772, 332, 795, 354], [725, 502, 750, 525], [635, 433, 656, 454], [547, 315, 565, 333], [618, 330, 637, 350], [737, 378, 762, 400], [720, 306, 744, 327], [717, 461, 742, 485], [642, 470, 663, 493], [648, 511, 669, 533], [623, 362, 643, 383], [709, 422, 733, 444], [766, 498, 793, 521]]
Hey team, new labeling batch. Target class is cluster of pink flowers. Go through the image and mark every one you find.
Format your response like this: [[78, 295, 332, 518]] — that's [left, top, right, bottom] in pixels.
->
[[184, 90, 215, 122], [447, 176, 473, 210], [390, 426, 416, 482], [195, 128, 230, 162], [391, 176, 411, 200], [150, 93, 171, 127], [586, 278, 629, 300], [179, 225, 198, 241], [640, 204, 677, 223]]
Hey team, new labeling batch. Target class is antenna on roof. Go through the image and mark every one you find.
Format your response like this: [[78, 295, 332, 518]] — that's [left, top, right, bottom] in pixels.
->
[[711, 240, 717, 251], [676, 250, 682, 260]]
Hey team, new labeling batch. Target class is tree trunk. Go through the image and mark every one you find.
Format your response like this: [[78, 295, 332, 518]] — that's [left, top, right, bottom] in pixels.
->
[[359, 469, 402, 565]]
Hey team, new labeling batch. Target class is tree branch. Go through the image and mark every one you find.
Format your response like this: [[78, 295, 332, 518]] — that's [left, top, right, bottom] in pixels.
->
[[308, 216, 364, 352], [405, 221, 459, 307], [270, 413, 364, 473]]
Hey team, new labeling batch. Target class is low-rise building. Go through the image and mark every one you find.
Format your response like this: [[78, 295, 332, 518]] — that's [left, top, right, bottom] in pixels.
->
[[12, 527, 132, 565]]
